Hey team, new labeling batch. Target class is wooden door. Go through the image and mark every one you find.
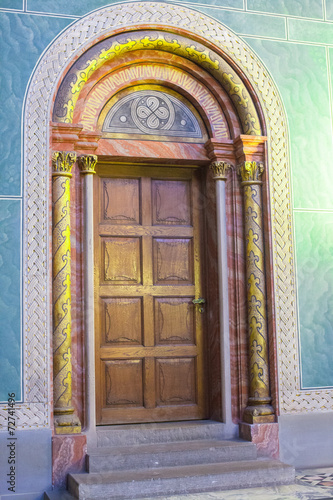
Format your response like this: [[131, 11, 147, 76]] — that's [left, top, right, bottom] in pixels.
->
[[94, 165, 207, 424]]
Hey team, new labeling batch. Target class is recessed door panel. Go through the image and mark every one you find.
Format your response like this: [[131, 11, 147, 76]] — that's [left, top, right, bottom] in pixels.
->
[[154, 297, 195, 345], [102, 237, 142, 284], [101, 297, 143, 345]]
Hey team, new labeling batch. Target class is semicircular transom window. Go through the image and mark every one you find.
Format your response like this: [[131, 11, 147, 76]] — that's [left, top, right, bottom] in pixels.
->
[[101, 87, 207, 142]]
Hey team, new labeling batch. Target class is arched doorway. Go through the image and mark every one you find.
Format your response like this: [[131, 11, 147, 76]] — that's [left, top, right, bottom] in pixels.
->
[[50, 21, 275, 434], [22, 4, 295, 458]]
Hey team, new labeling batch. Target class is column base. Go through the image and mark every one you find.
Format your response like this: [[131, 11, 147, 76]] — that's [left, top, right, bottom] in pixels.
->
[[54, 412, 82, 435], [243, 411, 275, 424], [243, 397, 275, 424]]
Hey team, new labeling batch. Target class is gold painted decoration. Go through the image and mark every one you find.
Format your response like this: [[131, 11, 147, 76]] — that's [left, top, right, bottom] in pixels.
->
[[78, 154, 98, 174], [222, 73, 248, 108], [52, 151, 76, 176], [210, 161, 232, 180], [52, 151, 81, 434], [238, 161, 274, 423], [238, 161, 264, 184], [52, 30, 261, 136]]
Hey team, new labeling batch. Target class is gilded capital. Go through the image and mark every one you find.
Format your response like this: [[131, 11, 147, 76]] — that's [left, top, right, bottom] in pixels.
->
[[238, 161, 264, 185], [210, 161, 232, 180], [52, 151, 76, 177], [78, 155, 98, 175]]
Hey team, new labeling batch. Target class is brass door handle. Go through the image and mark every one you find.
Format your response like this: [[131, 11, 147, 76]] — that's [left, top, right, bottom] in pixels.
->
[[192, 298, 205, 313]]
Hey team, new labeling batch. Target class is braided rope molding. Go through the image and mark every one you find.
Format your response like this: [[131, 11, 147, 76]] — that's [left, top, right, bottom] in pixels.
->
[[1, 2, 331, 430]]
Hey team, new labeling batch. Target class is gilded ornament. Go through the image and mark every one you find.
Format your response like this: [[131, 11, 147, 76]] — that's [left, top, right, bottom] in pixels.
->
[[238, 161, 264, 184], [78, 155, 98, 174], [185, 45, 219, 70], [222, 73, 248, 108], [52, 151, 76, 176], [210, 161, 232, 180]]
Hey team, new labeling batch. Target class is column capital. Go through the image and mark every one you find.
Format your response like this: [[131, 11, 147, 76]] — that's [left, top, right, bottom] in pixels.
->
[[238, 161, 264, 185], [78, 155, 98, 175], [210, 161, 232, 181], [52, 151, 76, 177]]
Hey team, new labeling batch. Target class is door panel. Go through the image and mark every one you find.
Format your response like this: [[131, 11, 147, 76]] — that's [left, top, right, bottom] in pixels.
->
[[95, 165, 207, 424]]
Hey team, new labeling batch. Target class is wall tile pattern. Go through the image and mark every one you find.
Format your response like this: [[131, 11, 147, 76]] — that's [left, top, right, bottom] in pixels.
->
[[0, 200, 21, 401], [247, 0, 323, 18]]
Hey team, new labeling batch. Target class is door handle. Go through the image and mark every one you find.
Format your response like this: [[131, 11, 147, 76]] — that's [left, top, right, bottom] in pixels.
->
[[192, 297, 205, 313]]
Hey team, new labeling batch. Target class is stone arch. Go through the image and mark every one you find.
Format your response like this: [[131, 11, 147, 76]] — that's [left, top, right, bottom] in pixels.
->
[[19, 1, 297, 431], [52, 28, 262, 137]]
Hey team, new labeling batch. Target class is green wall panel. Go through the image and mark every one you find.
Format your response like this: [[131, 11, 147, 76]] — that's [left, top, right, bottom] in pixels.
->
[[327, 0, 333, 21], [244, 38, 333, 210], [288, 18, 333, 45], [294, 211, 333, 388], [196, 7, 286, 38], [0, 200, 21, 402], [0, 0, 23, 9], [27, 0, 125, 16], [0, 13, 73, 196], [328, 47, 333, 121], [171, 0, 243, 7], [247, 0, 323, 19]]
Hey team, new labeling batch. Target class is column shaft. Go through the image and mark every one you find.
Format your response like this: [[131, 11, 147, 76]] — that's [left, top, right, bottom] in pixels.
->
[[238, 161, 274, 423], [52, 151, 81, 434], [210, 161, 233, 425], [78, 155, 98, 444]]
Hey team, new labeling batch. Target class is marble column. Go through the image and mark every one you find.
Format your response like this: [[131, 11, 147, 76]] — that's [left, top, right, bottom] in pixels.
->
[[210, 161, 233, 425], [78, 155, 98, 443], [52, 151, 81, 434], [238, 161, 274, 423]]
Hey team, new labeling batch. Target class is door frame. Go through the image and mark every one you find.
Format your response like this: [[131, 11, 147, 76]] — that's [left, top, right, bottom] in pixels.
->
[[80, 156, 237, 445]]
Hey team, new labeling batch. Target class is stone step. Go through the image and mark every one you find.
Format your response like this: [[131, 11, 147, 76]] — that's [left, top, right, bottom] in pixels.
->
[[68, 460, 295, 499], [96, 420, 235, 447], [44, 491, 76, 500], [87, 439, 257, 472]]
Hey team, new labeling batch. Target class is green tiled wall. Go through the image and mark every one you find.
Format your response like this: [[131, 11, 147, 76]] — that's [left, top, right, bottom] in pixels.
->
[[197, 7, 286, 38], [0, 0, 332, 396], [26, 0, 128, 16], [0, 200, 22, 401], [0, 13, 73, 197], [244, 39, 333, 210], [288, 18, 333, 45], [327, 0, 333, 21], [295, 212, 333, 388], [0, 0, 23, 9], [247, 0, 323, 19]]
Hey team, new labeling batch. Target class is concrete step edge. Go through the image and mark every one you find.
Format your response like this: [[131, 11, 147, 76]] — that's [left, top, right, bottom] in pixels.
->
[[96, 421, 236, 446], [87, 443, 257, 472], [88, 439, 257, 456], [71, 459, 294, 484], [68, 460, 295, 499]]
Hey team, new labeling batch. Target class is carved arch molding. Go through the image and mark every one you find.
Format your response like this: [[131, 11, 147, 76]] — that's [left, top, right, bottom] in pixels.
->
[[2, 1, 329, 431]]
